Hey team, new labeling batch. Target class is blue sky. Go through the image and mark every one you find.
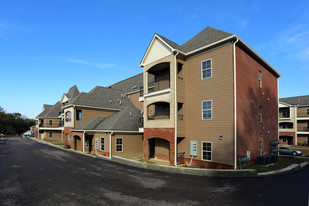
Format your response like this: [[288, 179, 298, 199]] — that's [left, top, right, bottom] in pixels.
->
[[1, 0, 309, 119]]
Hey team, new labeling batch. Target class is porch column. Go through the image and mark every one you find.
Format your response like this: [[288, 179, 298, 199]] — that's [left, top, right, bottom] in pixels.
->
[[83, 132, 85, 153]]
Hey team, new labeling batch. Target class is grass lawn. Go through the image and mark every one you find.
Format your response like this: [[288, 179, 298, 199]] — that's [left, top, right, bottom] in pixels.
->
[[243, 157, 308, 173]]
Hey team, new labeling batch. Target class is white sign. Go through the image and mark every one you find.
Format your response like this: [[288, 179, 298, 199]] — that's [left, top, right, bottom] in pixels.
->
[[190, 141, 198, 156], [95, 138, 99, 150]]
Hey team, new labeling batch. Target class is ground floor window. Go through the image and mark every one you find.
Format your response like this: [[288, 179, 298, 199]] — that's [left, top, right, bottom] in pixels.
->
[[49, 132, 53, 138], [282, 137, 287, 143], [116, 137, 123, 152], [202, 142, 212, 161], [259, 141, 263, 156], [101, 137, 104, 151]]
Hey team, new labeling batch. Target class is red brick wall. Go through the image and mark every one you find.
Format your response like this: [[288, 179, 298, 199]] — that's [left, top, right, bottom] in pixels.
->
[[144, 128, 175, 165], [63, 127, 84, 151], [236, 46, 278, 163]]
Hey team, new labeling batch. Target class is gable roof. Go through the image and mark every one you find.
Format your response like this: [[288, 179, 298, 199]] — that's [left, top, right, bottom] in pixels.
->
[[36, 102, 61, 118], [72, 101, 141, 132], [157, 27, 233, 54], [66, 86, 129, 110], [108, 73, 143, 94], [43, 104, 53, 111], [66, 85, 80, 98], [280, 95, 309, 106], [141, 26, 280, 78]]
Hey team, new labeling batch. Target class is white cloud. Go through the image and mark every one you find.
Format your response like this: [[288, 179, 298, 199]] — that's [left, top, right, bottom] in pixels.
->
[[67, 59, 115, 69]]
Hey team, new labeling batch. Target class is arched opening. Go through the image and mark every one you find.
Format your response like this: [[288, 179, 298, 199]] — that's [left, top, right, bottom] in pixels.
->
[[148, 138, 170, 161], [74, 135, 82, 151], [147, 62, 170, 93], [147, 102, 170, 120], [65, 111, 72, 122], [279, 122, 293, 129]]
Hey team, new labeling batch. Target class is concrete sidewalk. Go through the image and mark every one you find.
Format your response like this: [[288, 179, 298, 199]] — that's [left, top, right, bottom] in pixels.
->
[[28, 137, 309, 177]]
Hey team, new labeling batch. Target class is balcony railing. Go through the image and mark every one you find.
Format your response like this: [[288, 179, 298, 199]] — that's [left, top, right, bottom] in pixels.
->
[[148, 114, 170, 120], [280, 115, 290, 118], [140, 78, 170, 96], [39, 122, 64, 128], [298, 127, 309, 132], [297, 112, 309, 118]]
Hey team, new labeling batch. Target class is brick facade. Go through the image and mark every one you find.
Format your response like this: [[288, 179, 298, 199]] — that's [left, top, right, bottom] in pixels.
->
[[236, 46, 278, 164], [144, 128, 175, 165]]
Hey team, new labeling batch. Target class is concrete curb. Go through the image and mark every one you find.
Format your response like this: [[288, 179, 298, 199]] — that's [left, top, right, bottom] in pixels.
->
[[28, 137, 309, 177]]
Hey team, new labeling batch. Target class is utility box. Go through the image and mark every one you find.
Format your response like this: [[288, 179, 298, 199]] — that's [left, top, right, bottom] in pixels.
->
[[190, 141, 198, 156]]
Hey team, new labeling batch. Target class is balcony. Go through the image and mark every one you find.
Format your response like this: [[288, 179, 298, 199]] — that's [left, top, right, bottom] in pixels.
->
[[297, 112, 309, 119], [140, 77, 170, 97], [39, 121, 64, 128], [147, 102, 170, 120]]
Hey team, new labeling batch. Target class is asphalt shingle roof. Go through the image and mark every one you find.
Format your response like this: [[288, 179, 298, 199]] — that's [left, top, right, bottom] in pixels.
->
[[73, 102, 141, 131], [108, 73, 143, 94], [280, 95, 309, 106], [68, 86, 129, 110], [66, 85, 80, 98], [157, 27, 234, 54], [36, 102, 61, 118]]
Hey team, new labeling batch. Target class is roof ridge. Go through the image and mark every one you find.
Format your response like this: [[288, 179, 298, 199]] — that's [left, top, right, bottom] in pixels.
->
[[107, 73, 143, 88]]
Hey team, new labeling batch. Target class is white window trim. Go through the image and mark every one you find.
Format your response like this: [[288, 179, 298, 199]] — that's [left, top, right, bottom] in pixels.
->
[[201, 141, 212, 162], [115, 137, 123, 152], [100, 137, 105, 151], [201, 58, 212, 80], [201, 100, 213, 120]]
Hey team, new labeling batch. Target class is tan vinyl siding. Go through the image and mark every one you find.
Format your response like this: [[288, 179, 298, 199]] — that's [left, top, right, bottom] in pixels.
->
[[93, 132, 110, 153], [112, 134, 143, 158], [298, 106, 309, 117], [128, 92, 143, 111], [44, 130, 62, 140], [43, 118, 61, 127], [75, 108, 117, 126], [180, 44, 234, 166], [297, 120, 309, 131]]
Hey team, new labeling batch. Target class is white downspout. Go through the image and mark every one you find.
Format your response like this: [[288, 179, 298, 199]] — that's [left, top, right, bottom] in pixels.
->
[[109, 131, 113, 159], [174, 51, 179, 166], [233, 39, 239, 170]]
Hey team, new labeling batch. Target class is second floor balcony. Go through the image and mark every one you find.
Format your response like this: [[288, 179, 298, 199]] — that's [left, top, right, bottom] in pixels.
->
[[39, 121, 64, 128]]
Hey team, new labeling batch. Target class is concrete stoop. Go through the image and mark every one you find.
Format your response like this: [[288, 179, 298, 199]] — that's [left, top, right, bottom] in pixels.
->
[[28, 137, 309, 177]]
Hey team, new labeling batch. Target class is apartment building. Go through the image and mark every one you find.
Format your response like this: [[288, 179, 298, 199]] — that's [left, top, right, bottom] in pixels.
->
[[279, 95, 309, 145], [36, 102, 63, 141], [139, 27, 280, 168], [62, 75, 144, 158]]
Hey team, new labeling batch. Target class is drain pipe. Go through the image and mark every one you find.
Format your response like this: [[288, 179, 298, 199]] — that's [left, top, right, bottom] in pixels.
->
[[109, 131, 113, 159], [174, 50, 179, 166], [83, 131, 85, 153], [233, 38, 239, 169]]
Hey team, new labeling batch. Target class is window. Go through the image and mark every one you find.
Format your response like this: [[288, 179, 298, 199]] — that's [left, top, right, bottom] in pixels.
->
[[76, 110, 82, 121], [259, 141, 262, 156], [259, 106, 263, 123], [116, 137, 123, 152], [49, 120, 53, 126], [202, 100, 212, 119], [49, 132, 53, 138], [101, 137, 105, 151], [307, 109, 309, 116], [307, 123, 309, 130], [282, 123, 287, 129], [66, 111, 72, 122], [258, 71, 262, 88], [282, 110, 287, 117], [202, 59, 212, 79], [282, 137, 287, 143], [202, 142, 212, 161]]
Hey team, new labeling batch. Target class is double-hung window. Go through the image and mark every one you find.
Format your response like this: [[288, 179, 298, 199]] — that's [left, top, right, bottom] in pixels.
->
[[101, 137, 105, 151], [202, 100, 212, 120], [49, 132, 53, 138], [258, 71, 262, 88], [202, 59, 212, 79], [49, 120, 53, 126], [259, 106, 263, 123], [116, 138, 123, 152], [76, 110, 82, 121], [202, 142, 212, 161], [307, 109, 309, 116]]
